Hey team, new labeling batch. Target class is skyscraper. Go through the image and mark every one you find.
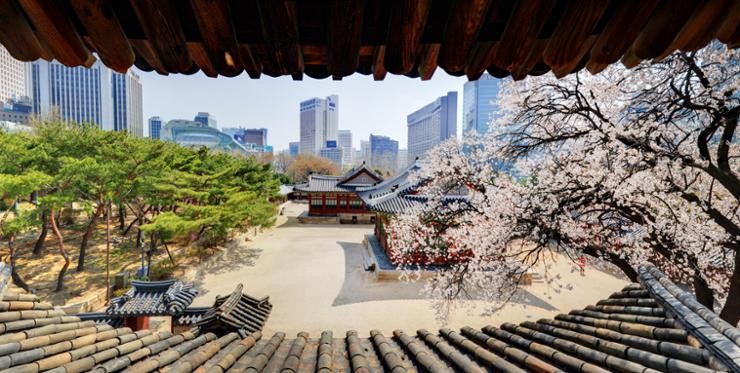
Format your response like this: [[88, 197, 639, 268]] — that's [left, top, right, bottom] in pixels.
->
[[242, 128, 268, 146], [337, 129, 353, 166], [369, 134, 398, 173], [30, 60, 143, 137], [0, 45, 28, 101], [149, 116, 162, 139], [194, 112, 217, 128], [299, 95, 338, 155], [463, 72, 500, 137], [288, 141, 300, 157], [319, 147, 343, 170], [398, 148, 409, 170], [360, 140, 370, 164], [407, 91, 457, 161]]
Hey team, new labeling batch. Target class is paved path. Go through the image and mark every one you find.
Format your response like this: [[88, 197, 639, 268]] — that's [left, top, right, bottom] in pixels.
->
[[186, 202, 629, 335]]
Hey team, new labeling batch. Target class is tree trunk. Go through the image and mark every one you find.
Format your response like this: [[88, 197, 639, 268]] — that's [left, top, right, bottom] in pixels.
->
[[77, 203, 104, 272], [32, 210, 48, 256], [49, 209, 70, 292], [8, 236, 30, 292], [162, 237, 176, 266], [118, 203, 126, 231], [720, 252, 740, 326], [123, 216, 140, 237], [692, 270, 715, 309]]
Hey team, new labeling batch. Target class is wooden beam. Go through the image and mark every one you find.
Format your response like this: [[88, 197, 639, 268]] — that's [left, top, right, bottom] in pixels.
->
[[491, 0, 556, 72], [130, 40, 168, 75], [658, 0, 735, 58], [190, 0, 242, 77], [129, 0, 192, 73], [438, 0, 491, 73], [586, 0, 659, 74], [69, 0, 135, 73], [239, 44, 262, 79], [187, 42, 218, 78], [552, 35, 595, 78], [465, 42, 497, 80], [542, 0, 609, 78], [327, 0, 364, 79], [384, 0, 431, 74], [630, 0, 700, 60], [17, 0, 95, 67], [0, 0, 46, 61], [716, 3, 740, 47], [511, 39, 547, 80], [372, 46, 387, 81], [418, 44, 440, 81], [256, 0, 303, 76]]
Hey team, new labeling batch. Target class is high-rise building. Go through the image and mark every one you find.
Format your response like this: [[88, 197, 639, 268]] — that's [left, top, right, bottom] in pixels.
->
[[242, 128, 268, 146], [369, 134, 398, 173], [397, 148, 409, 171], [463, 73, 500, 137], [407, 91, 457, 161], [0, 97, 32, 124], [319, 147, 343, 170], [299, 95, 338, 155], [337, 129, 353, 166], [0, 45, 28, 101], [360, 140, 370, 164], [194, 112, 217, 128], [30, 60, 143, 137], [149, 116, 162, 139], [288, 141, 300, 157]]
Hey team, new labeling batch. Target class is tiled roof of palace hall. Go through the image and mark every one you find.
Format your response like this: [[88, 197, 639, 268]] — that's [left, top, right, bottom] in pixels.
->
[[293, 164, 384, 193], [357, 162, 467, 214], [106, 280, 198, 317], [0, 265, 736, 372]]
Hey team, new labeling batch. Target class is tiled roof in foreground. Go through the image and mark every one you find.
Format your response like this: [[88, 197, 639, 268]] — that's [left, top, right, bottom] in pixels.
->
[[106, 279, 198, 317], [0, 265, 736, 372]]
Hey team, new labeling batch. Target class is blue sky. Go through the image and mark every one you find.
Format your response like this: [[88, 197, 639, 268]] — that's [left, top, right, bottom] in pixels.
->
[[136, 68, 467, 151]]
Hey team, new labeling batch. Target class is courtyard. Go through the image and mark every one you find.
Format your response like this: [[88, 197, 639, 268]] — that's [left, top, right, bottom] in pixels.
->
[[186, 201, 630, 335]]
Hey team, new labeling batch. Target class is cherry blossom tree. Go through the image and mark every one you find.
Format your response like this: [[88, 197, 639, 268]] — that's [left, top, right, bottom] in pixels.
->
[[389, 43, 740, 324]]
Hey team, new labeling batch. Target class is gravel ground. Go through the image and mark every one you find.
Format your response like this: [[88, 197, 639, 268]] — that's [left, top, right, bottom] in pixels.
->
[[186, 201, 629, 335]]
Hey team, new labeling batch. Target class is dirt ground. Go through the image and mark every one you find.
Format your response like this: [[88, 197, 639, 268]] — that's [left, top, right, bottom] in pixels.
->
[[185, 202, 631, 335], [4, 212, 182, 306]]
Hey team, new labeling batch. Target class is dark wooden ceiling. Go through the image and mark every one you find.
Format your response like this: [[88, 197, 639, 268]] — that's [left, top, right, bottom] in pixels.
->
[[1, 0, 738, 81]]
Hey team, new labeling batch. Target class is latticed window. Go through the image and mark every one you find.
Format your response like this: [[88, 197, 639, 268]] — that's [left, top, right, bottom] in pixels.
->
[[325, 198, 337, 207], [350, 200, 363, 209], [311, 198, 323, 207]]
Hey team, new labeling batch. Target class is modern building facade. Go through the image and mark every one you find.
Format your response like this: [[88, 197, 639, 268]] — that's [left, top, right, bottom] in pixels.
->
[[241, 128, 268, 146], [288, 141, 299, 157], [0, 45, 28, 101], [407, 91, 457, 161], [463, 72, 500, 137], [319, 147, 343, 170], [194, 112, 217, 128], [369, 134, 398, 173], [149, 116, 162, 139], [299, 95, 338, 155], [162, 119, 249, 154], [397, 148, 409, 171], [337, 129, 353, 167], [359, 140, 370, 164], [0, 97, 32, 124], [30, 59, 143, 137]]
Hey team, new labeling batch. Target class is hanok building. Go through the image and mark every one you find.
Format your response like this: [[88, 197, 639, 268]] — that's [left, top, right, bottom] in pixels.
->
[[358, 162, 470, 266], [293, 164, 383, 223]]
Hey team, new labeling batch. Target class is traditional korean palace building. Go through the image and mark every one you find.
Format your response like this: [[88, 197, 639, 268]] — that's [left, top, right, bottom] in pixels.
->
[[357, 162, 470, 266], [293, 164, 383, 223]]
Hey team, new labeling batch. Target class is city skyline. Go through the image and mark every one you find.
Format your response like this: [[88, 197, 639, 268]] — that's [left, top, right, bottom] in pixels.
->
[[135, 68, 470, 151]]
